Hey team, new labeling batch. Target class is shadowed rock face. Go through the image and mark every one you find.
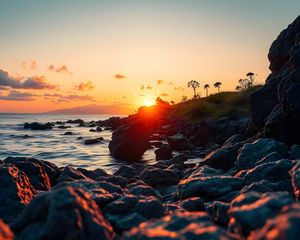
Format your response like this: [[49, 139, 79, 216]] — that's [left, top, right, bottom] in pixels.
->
[[0, 164, 35, 223], [249, 16, 300, 145], [0, 219, 14, 240], [11, 186, 115, 240]]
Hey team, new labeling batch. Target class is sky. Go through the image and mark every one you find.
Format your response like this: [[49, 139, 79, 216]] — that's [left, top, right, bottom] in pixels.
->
[[0, 0, 299, 113]]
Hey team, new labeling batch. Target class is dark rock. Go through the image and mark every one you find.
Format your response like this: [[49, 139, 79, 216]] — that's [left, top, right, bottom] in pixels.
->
[[11, 186, 115, 240], [255, 151, 282, 166], [109, 121, 152, 160], [24, 122, 52, 130], [167, 133, 190, 150], [66, 119, 84, 124], [4, 157, 59, 186], [180, 197, 205, 211], [0, 164, 35, 223], [122, 211, 232, 239], [223, 134, 247, 147], [77, 167, 108, 179], [113, 165, 138, 179], [96, 181, 123, 194], [228, 191, 293, 236], [290, 161, 300, 200], [57, 165, 91, 183], [178, 175, 244, 201], [128, 184, 159, 198], [290, 144, 300, 159], [103, 194, 138, 214], [140, 167, 180, 187], [154, 145, 173, 160], [115, 212, 146, 233], [150, 141, 162, 148], [201, 146, 238, 171], [205, 201, 230, 226], [57, 125, 71, 129], [134, 197, 165, 218], [235, 138, 289, 170], [185, 165, 223, 179], [84, 137, 104, 145], [241, 179, 291, 194], [0, 219, 13, 239], [96, 175, 127, 188], [249, 203, 300, 240], [63, 131, 73, 135]]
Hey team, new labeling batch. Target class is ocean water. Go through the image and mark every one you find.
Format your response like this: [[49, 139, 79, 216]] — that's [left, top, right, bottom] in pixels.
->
[[0, 114, 156, 173]]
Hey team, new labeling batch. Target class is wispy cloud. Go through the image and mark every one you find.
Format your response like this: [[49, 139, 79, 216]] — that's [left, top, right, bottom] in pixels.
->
[[48, 64, 73, 75], [115, 74, 126, 79], [15, 60, 37, 71], [157, 79, 164, 85], [44, 93, 95, 103], [160, 93, 169, 97], [174, 86, 185, 91], [74, 80, 95, 91], [0, 90, 37, 101], [140, 85, 153, 90]]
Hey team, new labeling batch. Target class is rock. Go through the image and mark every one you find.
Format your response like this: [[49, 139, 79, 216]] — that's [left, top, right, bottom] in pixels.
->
[[290, 161, 300, 200], [290, 144, 300, 159], [167, 133, 190, 150], [0, 219, 13, 240], [134, 197, 165, 218], [150, 141, 162, 148], [11, 186, 115, 240], [57, 125, 71, 129], [103, 194, 138, 214], [109, 121, 152, 160], [204, 201, 230, 226], [140, 167, 180, 187], [113, 165, 138, 179], [4, 157, 59, 186], [115, 212, 146, 233], [248, 203, 300, 240], [57, 165, 91, 183], [255, 151, 282, 166], [63, 131, 73, 135], [186, 165, 223, 179], [228, 191, 294, 236], [122, 211, 232, 239], [97, 175, 127, 188], [154, 145, 173, 160], [0, 164, 35, 223], [235, 138, 289, 170], [201, 146, 238, 171], [77, 168, 108, 179], [84, 137, 104, 145], [178, 176, 243, 201], [128, 184, 159, 198], [180, 197, 205, 211], [223, 134, 247, 147], [241, 180, 291, 194], [242, 159, 294, 186], [24, 122, 52, 130], [66, 119, 84, 124]]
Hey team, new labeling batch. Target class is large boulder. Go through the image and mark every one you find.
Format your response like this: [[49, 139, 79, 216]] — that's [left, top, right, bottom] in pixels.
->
[[109, 121, 152, 160], [167, 134, 190, 150], [0, 164, 35, 223], [140, 167, 180, 187], [154, 145, 173, 160], [11, 186, 115, 240], [24, 122, 52, 130], [249, 16, 300, 145]]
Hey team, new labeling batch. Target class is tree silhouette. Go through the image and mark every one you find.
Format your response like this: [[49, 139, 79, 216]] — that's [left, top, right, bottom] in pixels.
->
[[246, 72, 256, 88], [214, 82, 222, 93], [204, 84, 210, 97], [235, 85, 242, 91], [187, 80, 200, 98], [181, 95, 188, 102]]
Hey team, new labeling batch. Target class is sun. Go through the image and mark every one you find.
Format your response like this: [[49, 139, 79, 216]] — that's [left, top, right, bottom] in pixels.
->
[[144, 99, 154, 107]]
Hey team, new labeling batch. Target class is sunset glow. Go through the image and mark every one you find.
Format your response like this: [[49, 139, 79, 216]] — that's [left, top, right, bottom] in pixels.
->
[[144, 99, 154, 107]]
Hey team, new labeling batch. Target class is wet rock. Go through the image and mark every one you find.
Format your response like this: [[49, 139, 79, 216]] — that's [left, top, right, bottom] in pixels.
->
[[201, 146, 238, 171], [103, 194, 138, 214], [24, 122, 52, 130], [178, 176, 243, 201], [95, 181, 123, 195], [66, 119, 84, 124], [228, 191, 293, 236], [84, 137, 104, 145], [11, 186, 115, 240], [4, 157, 59, 186], [255, 151, 282, 166], [63, 131, 73, 135], [180, 197, 205, 211], [236, 138, 289, 170], [150, 141, 162, 148], [115, 212, 146, 232], [113, 165, 138, 179], [122, 211, 232, 239], [77, 167, 108, 179], [57, 125, 71, 129], [57, 165, 91, 183], [186, 165, 223, 179], [97, 175, 127, 188], [109, 121, 152, 160], [154, 145, 173, 160], [290, 161, 300, 200], [167, 133, 190, 150], [205, 201, 230, 226], [0, 164, 35, 223], [241, 179, 291, 194], [248, 203, 300, 240], [0, 219, 13, 240], [128, 184, 159, 198], [134, 197, 165, 218], [140, 167, 180, 187], [290, 144, 300, 159]]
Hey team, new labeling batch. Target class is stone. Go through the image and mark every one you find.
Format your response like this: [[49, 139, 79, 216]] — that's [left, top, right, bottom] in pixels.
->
[[66, 119, 84, 124], [235, 138, 289, 170], [290, 144, 300, 159], [84, 137, 104, 145], [63, 131, 73, 135], [180, 197, 205, 212], [290, 161, 300, 200], [57, 165, 91, 183], [116, 212, 146, 233], [167, 133, 190, 150], [103, 194, 138, 214], [24, 122, 52, 130], [134, 197, 165, 219], [140, 167, 180, 187], [0, 164, 35, 223], [154, 145, 173, 160], [205, 201, 230, 226], [77, 168, 108, 179], [113, 165, 138, 179], [11, 186, 115, 240], [0, 219, 13, 240], [255, 152, 282, 166]]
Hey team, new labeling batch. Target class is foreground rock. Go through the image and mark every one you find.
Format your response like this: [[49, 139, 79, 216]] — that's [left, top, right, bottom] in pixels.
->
[[11, 186, 115, 240], [109, 121, 152, 160], [0, 220, 13, 240], [24, 122, 52, 130]]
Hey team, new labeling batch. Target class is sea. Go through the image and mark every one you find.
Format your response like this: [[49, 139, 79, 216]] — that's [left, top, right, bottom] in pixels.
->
[[0, 113, 156, 173]]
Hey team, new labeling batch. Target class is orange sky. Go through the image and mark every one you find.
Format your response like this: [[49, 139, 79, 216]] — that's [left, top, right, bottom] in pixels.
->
[[0, 1, 299, 113]]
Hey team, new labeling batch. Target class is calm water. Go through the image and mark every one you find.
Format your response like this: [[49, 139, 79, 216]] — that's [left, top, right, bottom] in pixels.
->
[[0, 114, 155, 173]]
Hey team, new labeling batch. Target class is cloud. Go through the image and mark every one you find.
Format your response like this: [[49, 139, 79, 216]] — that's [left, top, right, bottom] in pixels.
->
[[160, 93, 169, 97], [157, 80, 164, 85], [48, 64, 73, 75], [115, 74, 126, 79], [174, 86, 185, 91], [140, 85, 153, 90], [0, 90, 37, 101], [15, 60, 37, 71], [44, 93, 95, 103], [0, 69, 58, 90], [74, 80, 95, 91], [0, 86, 9, 90], [168, 82, 174, 85], [138, 94, 145, 97]]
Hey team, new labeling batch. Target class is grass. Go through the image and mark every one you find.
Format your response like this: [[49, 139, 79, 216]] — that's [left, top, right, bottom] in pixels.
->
[[171, 85, 262, 122]]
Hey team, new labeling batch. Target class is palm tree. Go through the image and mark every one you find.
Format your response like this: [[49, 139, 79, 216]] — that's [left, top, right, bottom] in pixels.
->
[[187, 80, 200, 98], [246, 72, 256, 88], [214, 82, 222, 93], [204, 84, 210, 97]]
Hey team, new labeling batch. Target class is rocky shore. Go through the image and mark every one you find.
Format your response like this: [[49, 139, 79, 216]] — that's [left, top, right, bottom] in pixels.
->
[[1, 16, 300, 240]]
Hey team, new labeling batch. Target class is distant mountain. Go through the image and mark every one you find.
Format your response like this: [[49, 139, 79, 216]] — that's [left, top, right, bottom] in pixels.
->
[[43, 104, 134, 115]]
